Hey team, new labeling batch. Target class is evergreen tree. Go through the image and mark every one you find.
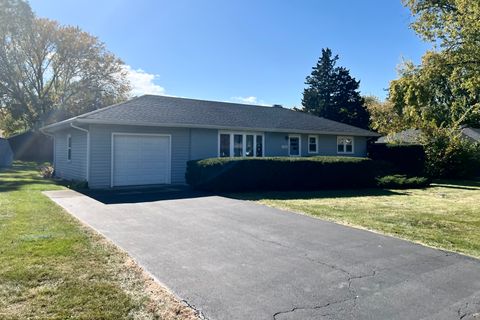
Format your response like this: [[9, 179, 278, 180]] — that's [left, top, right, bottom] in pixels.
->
[[300, 48, 370, 129]]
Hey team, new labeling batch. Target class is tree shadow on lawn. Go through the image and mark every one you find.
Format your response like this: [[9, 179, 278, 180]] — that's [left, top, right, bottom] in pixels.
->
[[0, 179, 54, 193], [225, 188, 408, 201], [0, 166, 53, 193], [432, 179, 480, 191]]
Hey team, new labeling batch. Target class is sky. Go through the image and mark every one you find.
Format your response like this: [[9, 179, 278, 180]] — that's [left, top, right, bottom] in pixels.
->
[[29, 0, 431, 108]]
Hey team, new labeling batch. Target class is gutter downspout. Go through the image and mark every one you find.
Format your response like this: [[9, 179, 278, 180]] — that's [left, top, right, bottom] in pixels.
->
[[70, 123, 90, 183], [40, 128, 56, 169]]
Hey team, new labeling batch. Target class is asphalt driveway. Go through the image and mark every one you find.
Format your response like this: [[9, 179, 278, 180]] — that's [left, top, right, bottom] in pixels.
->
[[44, 188, 480, 320]]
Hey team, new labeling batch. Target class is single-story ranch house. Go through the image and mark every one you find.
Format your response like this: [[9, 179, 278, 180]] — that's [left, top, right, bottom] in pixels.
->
[[41, 95, 379, 188]]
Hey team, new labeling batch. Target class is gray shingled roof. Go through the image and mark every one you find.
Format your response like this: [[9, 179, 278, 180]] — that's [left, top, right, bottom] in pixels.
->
[[377, 127, 480, 144], [462, 127, 480, 142], [376, 129, 422, 144], [43, 95, 379, 136]]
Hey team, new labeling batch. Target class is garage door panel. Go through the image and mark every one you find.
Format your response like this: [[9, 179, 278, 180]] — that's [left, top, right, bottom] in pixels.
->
[[112, 134, 171, 187]]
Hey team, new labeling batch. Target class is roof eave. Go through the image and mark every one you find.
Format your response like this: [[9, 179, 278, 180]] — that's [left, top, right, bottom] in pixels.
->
[[75, 118, 380, 137], [40, 120, 73, 132]]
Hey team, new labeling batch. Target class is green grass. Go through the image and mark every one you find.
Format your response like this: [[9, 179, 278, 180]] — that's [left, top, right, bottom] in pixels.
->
[[233, 181, 480, 258], [0, 163, 196, 320]]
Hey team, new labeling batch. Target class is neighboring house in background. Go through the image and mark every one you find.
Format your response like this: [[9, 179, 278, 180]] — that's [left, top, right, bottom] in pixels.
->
[[376, 129, 422, 145], [7, 130, 53, 162], [41, 95, 379, 188], [462, 127, 480, 143], [0, 138, 13, 167], [376, 127, 480, 145]]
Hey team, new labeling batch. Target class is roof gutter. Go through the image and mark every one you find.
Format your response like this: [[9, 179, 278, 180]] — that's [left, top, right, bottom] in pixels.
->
[[70, 123, 90, 183], [39, 126, 54, 137], [41, 120, 75, 132], [74, 118, 381, 137]]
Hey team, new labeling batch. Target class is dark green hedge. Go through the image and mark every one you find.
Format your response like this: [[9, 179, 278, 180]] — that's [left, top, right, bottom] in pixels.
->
[[376, 175, 431, 189], [186, 157, 377, 192], [368, 144, 425, 176]]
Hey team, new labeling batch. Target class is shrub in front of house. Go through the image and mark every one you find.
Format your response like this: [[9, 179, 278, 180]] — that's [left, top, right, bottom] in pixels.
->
[[375, 174, 431, 189], [39, 165, 54, 179], [368, 144, 425, 176], [186, 157, 378, 192]]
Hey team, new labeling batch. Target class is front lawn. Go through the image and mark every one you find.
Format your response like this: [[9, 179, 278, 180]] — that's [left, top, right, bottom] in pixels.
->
[[0, 163, 196, 320], [233, 181, 480, 258]]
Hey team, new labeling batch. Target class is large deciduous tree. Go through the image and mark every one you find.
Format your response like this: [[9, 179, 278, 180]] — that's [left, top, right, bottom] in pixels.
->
[[364, 96, 401, 134], [389, 0, 480, 130], [300, 48, 370, 129], [372, 0, 480, 177], [0, 0, 130, 135]]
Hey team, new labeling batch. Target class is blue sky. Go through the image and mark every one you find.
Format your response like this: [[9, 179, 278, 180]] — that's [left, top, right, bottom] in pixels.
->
[[30, 0, 431, 108]]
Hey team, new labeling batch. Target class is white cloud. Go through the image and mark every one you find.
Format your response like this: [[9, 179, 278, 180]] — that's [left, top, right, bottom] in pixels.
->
[[123, 65, 166, 96], [232, 96, 258, 104], [231, 96, 270, 106]]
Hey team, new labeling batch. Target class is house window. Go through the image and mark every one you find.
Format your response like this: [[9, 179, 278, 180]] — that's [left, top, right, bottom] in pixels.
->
[[245, 135, 254, 157], [67, 134, 72, 161], [233, 134, 243, 157], [337, 136, 354, 154], [288, 135, 301, 156], [218, 132, 264, 157], [220, 134, 230, 157], [256, 135, 263, 157], [308, 135, 318, 153]]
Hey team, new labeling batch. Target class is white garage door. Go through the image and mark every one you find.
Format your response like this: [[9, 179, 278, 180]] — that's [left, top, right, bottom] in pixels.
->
[[112, 134, 171, 187]]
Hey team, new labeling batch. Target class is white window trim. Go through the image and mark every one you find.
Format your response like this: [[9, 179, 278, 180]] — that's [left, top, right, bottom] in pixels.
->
[[337, 136, 354, 154], [288, 134, 301, 157], [218, 131, 265, 158], [67, 134, 72, 161], [110, 132, 172, 188], [308, 135, 318, 154]]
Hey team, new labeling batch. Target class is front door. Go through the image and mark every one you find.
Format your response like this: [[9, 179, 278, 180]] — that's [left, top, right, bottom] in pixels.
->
[[289, 136, 300, 156]]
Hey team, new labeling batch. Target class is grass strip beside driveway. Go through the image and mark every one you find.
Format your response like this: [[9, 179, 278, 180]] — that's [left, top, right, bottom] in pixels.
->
[[0, 163, 197, 320], [233, 181, 480, 259]]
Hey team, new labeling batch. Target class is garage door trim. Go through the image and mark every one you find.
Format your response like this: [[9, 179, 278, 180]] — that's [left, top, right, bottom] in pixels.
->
[[110, 132, 172, 187]]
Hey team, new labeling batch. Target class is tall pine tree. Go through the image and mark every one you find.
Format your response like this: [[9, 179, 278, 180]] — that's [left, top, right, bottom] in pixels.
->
[[301, 48, 370, 129]]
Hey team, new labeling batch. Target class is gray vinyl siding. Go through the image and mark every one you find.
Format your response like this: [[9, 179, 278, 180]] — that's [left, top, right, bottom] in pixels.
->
[[189, 128, 218, 160], [88, 124, 190, 188], [54, 128, 87, 181], [192, 131, 368, 158], [264, 132, 288, 156], [264, 132, 367, 157], [307, 135, 367, 157]]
